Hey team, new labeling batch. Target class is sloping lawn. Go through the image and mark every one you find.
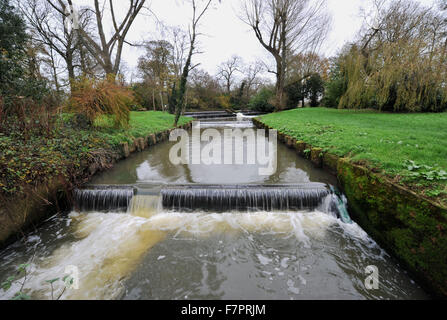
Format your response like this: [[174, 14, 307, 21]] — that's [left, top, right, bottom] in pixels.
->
[[259, 108, 447, 205]]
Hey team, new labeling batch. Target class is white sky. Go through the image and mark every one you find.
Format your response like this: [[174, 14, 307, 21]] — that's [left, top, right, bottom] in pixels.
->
[[74, 0, 437, 80]]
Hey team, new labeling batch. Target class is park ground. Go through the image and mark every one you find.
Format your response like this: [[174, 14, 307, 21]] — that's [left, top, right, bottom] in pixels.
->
[[259, 108, 447, 207]]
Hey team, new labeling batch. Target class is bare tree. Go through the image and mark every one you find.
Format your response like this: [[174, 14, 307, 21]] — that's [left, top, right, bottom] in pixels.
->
[[241, 0, 331, 110], [77, 0, 147, 76], [217, 55, 242, 93], [173, 0, 215, 126], [168, 26, 189, 79], [287, 52, 328, 83], [17, 0, 93, 90], [243, 61, 264, 96]]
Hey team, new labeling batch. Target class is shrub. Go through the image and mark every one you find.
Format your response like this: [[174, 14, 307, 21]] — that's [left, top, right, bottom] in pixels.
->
[[68, 76, 134, 128], [248, 88, 276, 113]]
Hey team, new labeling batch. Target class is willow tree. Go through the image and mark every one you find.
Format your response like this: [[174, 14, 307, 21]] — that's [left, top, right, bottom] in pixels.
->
[[241, 0, 331, 110], [338, 0, 447, 112]]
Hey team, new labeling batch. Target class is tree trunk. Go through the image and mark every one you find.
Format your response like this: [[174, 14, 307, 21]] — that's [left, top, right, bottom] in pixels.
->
[[159, 91, 164, 111], [152, 90, 156, 111], [275, 57, 285, 111], [174, 41, 194, 126], [66, 51, 75, 93]]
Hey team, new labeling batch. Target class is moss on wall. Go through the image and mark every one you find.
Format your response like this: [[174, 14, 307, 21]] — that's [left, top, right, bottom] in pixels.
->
[[337, 159, 447, 297]]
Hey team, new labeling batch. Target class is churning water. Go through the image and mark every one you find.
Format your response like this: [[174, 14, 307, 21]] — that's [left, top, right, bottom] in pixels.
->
[[0, 119, 428, 300]]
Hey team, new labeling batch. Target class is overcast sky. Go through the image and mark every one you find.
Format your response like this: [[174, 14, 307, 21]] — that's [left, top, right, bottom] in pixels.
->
[[75, 0, 437, 80]]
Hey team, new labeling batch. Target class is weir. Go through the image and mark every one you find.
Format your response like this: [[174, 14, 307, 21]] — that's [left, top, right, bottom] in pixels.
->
[[73, 186, 134, 213], [73, 183, 352, 223]]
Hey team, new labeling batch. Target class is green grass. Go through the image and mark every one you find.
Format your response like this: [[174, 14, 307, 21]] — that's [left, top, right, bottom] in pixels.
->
[[94, 111, 192, 146], [0, 112, 191, 196], [260, 108, 447, 204]]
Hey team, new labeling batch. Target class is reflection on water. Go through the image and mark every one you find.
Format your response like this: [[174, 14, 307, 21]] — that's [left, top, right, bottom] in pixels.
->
[[90, 123, 337, 186]]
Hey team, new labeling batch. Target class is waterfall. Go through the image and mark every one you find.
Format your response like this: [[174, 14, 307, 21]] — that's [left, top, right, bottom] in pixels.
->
[[73, 184, 352, 223], [161, 184, 330, 213], [74, 186, 134, 212]]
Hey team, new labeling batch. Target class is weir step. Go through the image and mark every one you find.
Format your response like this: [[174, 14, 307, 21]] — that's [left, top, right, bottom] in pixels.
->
[[73, 183, 352, 223]]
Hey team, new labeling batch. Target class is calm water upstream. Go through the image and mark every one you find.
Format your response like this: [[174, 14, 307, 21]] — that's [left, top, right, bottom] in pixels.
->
[[0, 119, 428, 300]]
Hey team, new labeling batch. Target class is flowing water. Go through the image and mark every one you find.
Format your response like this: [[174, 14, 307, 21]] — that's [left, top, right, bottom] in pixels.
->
[[0, 118, 428, 300]]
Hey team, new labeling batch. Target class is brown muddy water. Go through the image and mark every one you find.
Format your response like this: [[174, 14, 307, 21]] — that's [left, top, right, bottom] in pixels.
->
[[0, 119, 429, 300]]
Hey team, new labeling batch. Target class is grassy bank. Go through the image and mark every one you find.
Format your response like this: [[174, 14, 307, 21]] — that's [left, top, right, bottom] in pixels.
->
[[0, 111, 191, 197], [259, 108, 447, 206]]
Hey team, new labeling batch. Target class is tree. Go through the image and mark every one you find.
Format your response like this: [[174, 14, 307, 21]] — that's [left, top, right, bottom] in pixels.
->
[[0, 0, 48, 107], [333, 0, 447, 112], [305, 73, 324, 107], [241, 0, 331, 110], [286, 52, 328, 108], [217, 55, 242, 94], [284, 81, 303, 109], [78, 0, 147, 76], [173, 0, 214, 126], [18, 0, 84, 91], [186, 68, 223, 110], [243, 61, 264, 98], [0, 0, 50, 129], [167, 26, 189, 79], [138, 40, 174, 111], [287, 52, 329, 83], [0, 0, 27, 98], [138, 40, 173, 81]]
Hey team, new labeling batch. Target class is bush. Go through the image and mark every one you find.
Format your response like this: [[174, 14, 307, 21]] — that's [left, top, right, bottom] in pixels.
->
[[68, 76, 134, 129], [248, 88, 276, 113]]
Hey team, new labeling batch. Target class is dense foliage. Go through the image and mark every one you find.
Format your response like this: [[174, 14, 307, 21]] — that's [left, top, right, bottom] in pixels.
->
[[68, 76, 134, 129], [0, 0, 27, 99], [0, 0, 49, 118], [322, 1, 447, 112]]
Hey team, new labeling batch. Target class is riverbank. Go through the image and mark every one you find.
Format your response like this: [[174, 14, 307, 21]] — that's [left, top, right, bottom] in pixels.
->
[[254, 108, 447, 298], [0, 111, 192, 246]]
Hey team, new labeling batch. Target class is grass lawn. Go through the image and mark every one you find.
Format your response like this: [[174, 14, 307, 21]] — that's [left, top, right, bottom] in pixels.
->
[[0, 111, 191, 196], [259, 108, 447, 205], [94, 111, 192, 146]]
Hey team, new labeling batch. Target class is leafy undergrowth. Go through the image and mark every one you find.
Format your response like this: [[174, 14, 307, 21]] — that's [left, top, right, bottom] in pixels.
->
[[260, 108, 447, 206], [0, 112, 191, 196]]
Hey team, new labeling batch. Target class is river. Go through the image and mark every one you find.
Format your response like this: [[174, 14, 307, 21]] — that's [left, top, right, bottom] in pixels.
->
[[0, 118, 428, 300]]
